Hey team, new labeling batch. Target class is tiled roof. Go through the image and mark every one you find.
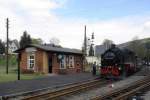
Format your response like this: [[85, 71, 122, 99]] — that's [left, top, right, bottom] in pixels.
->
[[15, 44, 83, 54]]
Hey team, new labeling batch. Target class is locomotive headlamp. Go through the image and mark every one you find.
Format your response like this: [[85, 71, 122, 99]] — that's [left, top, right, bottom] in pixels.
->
[[118, 67, 121, 70]]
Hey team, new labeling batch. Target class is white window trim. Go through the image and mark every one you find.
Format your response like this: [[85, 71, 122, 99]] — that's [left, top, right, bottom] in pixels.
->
[[69, 55, 74, 68], [27, 53, 35, 70], [60, 55, 66, 69]]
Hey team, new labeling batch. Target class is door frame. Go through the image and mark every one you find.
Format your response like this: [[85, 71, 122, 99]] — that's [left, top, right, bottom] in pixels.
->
[[48, 54, 53, 73]]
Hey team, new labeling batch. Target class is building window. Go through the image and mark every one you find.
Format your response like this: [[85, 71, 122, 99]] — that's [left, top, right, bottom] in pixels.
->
[[69, 55, 74, 68], [28, 53, 35, 70], [60, 55, 66, 69], [66, 55, 69, 67]]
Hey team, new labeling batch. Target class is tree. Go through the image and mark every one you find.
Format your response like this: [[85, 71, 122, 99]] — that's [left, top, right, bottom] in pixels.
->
[[127, 36, 139, 52], [145, 41, 150, 50], [0, 39, 5, 54], [32, 38, 43, 45], [102, 39, 113, 50], [145, 41, 150, 63], [19, 31, 32, 48], [49, 37, 60, 46], [89, 44, 94, 56], [127, 36, 146, 58]]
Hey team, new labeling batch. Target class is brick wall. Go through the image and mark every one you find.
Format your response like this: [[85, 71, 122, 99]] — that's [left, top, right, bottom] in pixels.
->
[[51, 54, 83, 74], [20, 50, 28, 73], [52, 54, 60, 74], [43, 52, 48, 74], [20, 49, 49, 74], [35, 49, 43, 73], [66, 55, 83, 74], [20, 48, 83, 74]]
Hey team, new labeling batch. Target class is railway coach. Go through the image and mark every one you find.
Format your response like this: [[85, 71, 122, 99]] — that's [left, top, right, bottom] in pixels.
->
[[100, 44, 137, 79]]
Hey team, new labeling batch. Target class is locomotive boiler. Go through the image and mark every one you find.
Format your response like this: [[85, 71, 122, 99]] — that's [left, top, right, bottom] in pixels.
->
[[100, 45, 137, 79]]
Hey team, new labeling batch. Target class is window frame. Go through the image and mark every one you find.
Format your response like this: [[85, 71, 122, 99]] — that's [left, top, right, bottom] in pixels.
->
[[27, 53, 35, 70], [69, 55, 74, 68], [60, 55, 66, 69]]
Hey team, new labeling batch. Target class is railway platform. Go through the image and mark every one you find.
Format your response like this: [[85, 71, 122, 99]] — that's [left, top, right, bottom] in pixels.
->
[[0, 72, 98, 97]]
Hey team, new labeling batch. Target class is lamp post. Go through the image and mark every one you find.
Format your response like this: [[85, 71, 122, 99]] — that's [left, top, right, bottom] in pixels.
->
[[6, 18, 9, 74], [17, 53, 21, 80], [91, 32, 94, 56], [91, 32, 95, 63]]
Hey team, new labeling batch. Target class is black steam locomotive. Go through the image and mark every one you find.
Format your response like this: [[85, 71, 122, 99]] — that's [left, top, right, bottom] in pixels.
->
[[100, 45, 137, 79]]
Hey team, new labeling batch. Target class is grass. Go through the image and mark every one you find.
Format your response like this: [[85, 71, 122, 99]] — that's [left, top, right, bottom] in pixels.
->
[[0, 66, 45, 83], [0, 55, 45, 83], [0, 73, 44, 83]]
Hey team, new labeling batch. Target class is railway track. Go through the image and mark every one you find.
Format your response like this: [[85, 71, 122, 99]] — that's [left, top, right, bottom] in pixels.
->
[[16, 79, 108, 100], [91, 75, 150, 100]]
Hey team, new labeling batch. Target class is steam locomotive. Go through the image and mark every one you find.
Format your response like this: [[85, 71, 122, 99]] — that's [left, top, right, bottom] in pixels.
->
[[100, 45, 137, 79]]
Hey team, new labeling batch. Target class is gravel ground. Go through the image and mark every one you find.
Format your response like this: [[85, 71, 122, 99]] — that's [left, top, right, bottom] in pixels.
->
[[61, 75, 145, 100], [61, 67, 150, 100], [0, 73, 98, 96], [138, 66, 150, 100], [143, 91, 150, 100], [134, 66, 150, 76]]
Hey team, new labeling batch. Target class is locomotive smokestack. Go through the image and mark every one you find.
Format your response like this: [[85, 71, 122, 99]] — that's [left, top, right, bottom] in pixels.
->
[[111, 44, 116, 48]]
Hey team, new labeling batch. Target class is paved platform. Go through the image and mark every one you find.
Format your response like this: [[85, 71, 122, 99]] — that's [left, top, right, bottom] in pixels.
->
[[0, 73, 98, 96]]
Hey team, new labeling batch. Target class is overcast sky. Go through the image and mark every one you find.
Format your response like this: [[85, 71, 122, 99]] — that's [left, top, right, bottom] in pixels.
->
[[0, 0, 150, 49]]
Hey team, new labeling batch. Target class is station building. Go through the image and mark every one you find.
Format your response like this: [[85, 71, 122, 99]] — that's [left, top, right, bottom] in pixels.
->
[[15, 44, 83, 74]]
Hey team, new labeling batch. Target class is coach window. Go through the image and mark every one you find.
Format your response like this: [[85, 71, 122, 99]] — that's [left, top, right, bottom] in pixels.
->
[[27, 53, 35, 70]]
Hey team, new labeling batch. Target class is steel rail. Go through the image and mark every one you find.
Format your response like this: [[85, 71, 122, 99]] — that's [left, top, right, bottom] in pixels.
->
[[45, 80, 106, 100], [113, 81, 150, 100], [91, 76, 150, 100], [22, 79, 107, 100]]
